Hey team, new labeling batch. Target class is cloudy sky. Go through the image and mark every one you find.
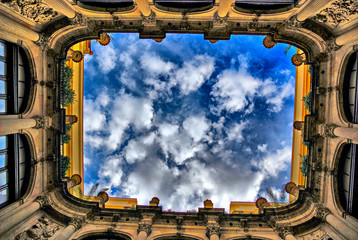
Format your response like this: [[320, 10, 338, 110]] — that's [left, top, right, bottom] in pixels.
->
[[83, 33, 296, 211]]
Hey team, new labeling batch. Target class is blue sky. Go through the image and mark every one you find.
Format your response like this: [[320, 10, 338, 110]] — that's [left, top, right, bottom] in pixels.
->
[[83, 33, 296, 211]]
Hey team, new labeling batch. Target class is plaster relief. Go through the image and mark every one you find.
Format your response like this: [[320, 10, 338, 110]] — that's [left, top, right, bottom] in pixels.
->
[[315, 0, 358, 27], [15, 216, 60, 240]]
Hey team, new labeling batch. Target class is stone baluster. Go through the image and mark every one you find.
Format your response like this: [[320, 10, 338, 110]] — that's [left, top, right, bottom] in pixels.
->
[[285, 182, 299, 198], [54, 217, 83, 240], [134, 0, 152, 17], [296, 0, 332, 22], [96, 191, 109, 208], [206, 225, 221, 240], [335, 28, 358, 46], [255, 197, 270, 214], [0, 196, 48, 235], [137, 223, 152, 240], [276, 224, 297, 240], [67, 174, 82, 190], [43, 0, 76, 19], [217, 0, 234, 18], [316, 205, 358, 240], [0, 14, 40, 42]]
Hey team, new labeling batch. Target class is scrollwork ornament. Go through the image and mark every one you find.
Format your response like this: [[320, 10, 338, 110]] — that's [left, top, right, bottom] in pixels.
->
[[138, 223, 152, 235], [70, 12, 87, 27], [315, 0, 358, 27], [33, 115, 46, 129], [325, 39, 341, 53], [286, 15, 301, 29], [276, 223, 292, 239], [1, 0, 57, 23], [142, 11, 156, 27], [316, 204, 332, 221], [206, 225, 221, 238], [213, 11, 228, 28], [323, 123, 338, 138], [34, 33, 49, 49], [35, 195, 49, 208], [69, 217, 84, 230]]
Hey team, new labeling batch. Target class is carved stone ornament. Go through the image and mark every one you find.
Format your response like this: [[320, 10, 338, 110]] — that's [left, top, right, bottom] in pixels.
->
[[325, 39, 341, 52], [323, 123, 338, 138], [213, 11, 228, 28], [286, 15, 301, 29], [34, 34, 49, 48], [206, 225, 221, 238], [142, 11, 156, 27], [315, 0, 358, 27], [137, 223, 152, 235], [32, 115, 46, 129], [15, 216, 60, 240], [35, 195, 49, 208], [1, 0, 57, 23], [315, 204, 332, 220], [70, 12, 87, 27], [69, 217, 84, 230], [275, 223, 292, 239]]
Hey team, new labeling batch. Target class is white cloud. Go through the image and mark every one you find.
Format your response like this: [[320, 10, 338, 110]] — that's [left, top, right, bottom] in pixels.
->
[[95, 44, 117, 74], [140, 53, 175, 76], [83, 98, 106, 132], [258, 144, 267, 152], [172, 55, 215, 95], [98, 155, 124, 188], [226, 121, 248, 142], [84, 156, 91, 166], [255, 146, 292, 177], [183, 115, 210, 142]]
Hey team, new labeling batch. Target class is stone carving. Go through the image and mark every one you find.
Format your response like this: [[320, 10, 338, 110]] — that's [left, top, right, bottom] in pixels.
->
[[142, 11, 156, 27], [206, 225, 221, 238], [315, 0, 358, 27], [15, 216, 60, 240], [70, 12, 87, 27], [35, 195, 49, 208], [323, 123, 338, 138], [32, 116, 46, 129], [316, 204, 332, 220], [325, 39, 341, 52], [1, 0, 57, 23], [69, 217, 83, 230], [138, 223, 152, 235], [34, 34, 49, 49], [302, 228, 332, 240], [286, 15, 301, 29], [276, 223, 292, 239], [213, 11, 228, 28]]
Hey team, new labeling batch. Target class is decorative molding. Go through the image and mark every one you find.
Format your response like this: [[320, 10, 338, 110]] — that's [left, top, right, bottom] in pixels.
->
[[142, 11, 156, 27], [323, 123, 338, 138], [34, 33, 49, 49], [286, 15, 302, 29], [36, 195, 49, 208], [213, 11, 228, 28], [70, 12, 87, 27], [15, 216, 60, 240], [1, 0, 57, 23], [325, 39, 341, 52], [275, 223, 292, 239], [206, 225, 221, 238], [137, 223, 152, 235], [315, 0, 358, 27], [315, 204, 332, 220]]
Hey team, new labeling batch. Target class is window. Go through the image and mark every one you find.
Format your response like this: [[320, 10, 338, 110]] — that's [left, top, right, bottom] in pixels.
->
[[338, 144, 358, 218], [0, 40, 31, 115], [342, 51, 358, 123], [235, 0, 296, 11], [0, 134, 30, 208], [155, 0, 214, 10]]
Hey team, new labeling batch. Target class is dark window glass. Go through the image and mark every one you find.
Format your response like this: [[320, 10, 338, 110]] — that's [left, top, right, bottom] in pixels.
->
[[343, 51, 358, 123], [79, 0, 133, 8], [235, 0, 296, 10]]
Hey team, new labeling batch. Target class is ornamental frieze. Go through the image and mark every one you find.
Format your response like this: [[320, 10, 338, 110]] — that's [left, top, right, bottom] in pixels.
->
[[0, 0, 57, 23], [15, 216, 60, 240], [315, 0, 358, 27]]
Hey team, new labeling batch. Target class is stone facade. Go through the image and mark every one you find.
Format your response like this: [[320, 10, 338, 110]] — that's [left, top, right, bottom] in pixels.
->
[[0, 0, 358, 239]]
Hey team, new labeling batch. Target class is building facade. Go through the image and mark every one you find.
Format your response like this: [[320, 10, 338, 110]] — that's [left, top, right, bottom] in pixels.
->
[[0, 0, 358, 239]]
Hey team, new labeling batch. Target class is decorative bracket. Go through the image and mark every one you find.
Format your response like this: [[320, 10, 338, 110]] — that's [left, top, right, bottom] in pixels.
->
[[33, 115, 47, 129], [206, 225, 221, 238], [138, 223, 152, 235], [275, 223, 292, 239], [213, 11, 228, 28], [142, 11, 156, 27]]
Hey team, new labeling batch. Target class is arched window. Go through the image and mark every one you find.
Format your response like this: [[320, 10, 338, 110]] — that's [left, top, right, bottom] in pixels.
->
[[0, 134, 31, 207], [155, 0, 214, 11], [337, 144, 358, 218], [81, 235, 130, 240], [235, 0, 297, 11], [342, 51, 358, 123], [77, 0, 134, 11], [0, 40, 31, 114]]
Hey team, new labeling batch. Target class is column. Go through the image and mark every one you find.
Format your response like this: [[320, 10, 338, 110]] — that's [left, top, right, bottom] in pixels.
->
[[333, 126, 358, 144], [217, 0, 234, 18], [317, 205, 358, 240], [43, 0, 76, 19], [206, 226, 221, 240], [335, 28, 358, 46], [285, 182, 299, 198], [276, 224, 297, 240], [0, 116, 37, 136], [134, 0, 152, 16], [0, 196, 47, 235], [67, 174, 82, 190], [0, 14, 39, 42], [54, 218, 83, 240], [96, 191, 109, 208], [296, 0, 332, 22], [137, 223, 151, 240]]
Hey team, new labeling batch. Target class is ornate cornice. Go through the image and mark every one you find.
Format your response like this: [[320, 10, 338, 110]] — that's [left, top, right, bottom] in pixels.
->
[[315, 0, 358, 27], [137, 223, 152, 235], [1, 0, 58, 23]]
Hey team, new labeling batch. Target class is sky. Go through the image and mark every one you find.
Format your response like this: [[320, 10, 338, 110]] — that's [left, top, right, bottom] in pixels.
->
[[83, 33, 296, 211]]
